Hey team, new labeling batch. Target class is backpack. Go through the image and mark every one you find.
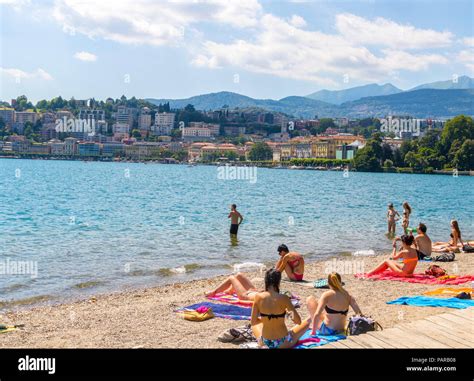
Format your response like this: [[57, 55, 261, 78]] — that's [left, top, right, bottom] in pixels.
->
[[346, 316, 383, 336], [425, 264, 447, 277], [433, 252, 455, 262]]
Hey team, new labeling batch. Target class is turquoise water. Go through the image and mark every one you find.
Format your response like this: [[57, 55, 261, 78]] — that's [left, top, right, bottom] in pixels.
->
[[0, 159, 472, 308]]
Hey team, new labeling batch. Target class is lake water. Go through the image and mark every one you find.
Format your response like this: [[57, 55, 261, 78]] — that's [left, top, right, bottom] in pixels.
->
[[0, 159, 472, 308]]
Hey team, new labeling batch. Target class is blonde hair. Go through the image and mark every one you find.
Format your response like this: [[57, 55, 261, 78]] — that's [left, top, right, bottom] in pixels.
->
[[328, 272, 350, 302]]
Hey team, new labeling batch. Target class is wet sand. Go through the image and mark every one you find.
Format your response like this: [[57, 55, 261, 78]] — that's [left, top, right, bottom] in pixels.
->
[[0, 253, 472, 348]]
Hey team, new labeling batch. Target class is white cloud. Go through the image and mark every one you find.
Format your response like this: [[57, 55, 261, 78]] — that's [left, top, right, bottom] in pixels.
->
[[74, 51, 97, 62], [289, 15, 306, 28], [461, 37, 474, 47], [0, 67, 53, 81], [457, 49, 474, 72], [192, 13, 449, 85], [52, 0, 262, 46], [335, 13, 453, 49]]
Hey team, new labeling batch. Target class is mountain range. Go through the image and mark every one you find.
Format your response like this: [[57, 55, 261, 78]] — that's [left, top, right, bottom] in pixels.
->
[[147, 76, 474, 119]]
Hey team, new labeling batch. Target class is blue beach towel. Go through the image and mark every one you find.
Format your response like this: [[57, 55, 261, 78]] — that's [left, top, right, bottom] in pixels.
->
[[175, 302, 251, 320], [387, 296, 474, 309], [294, 329, 346, 349]]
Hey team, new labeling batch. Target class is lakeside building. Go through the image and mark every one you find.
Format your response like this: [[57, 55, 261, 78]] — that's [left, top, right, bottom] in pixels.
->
[[182, 126, 213, 142], [102, 142, 125, 157], [49, 139, 65, 155], [12, 111, 38, 134], [78, 142, 100, 157], [152, 112, 175, 136], [64, 137, 78, 155], [189, 122, 220, 136], [0, 107, 15, 128], [138, 107, 152, 136], [270, 134, 366, 162], [224, 126, 246, 136]]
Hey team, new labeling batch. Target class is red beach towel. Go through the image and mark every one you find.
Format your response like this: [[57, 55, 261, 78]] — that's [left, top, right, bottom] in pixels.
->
[[355, 271, 474, 285]]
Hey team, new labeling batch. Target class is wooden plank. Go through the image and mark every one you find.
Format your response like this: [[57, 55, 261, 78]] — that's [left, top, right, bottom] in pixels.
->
[[329, 340, 351, 349], [336, 338, 364, 348], [392, 325, 451, 348], [425, 315, 472, 339], [345, 333, 394, 348], [449, 308, 474, 320], [399, 321, 471, 348], [386, 327, 437, 348], [438, 311, 473, 325], [366, 330, 410, 348], [436, 314, 474, 338]]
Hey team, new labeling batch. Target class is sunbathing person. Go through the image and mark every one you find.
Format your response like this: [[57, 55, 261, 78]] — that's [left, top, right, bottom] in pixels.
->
[[251, 268, 310, 348], [205, 272, 260, 301], [367, 234, 418, 277], [275, 244, 305, 281], [433, 220, 465, 252], [307, 272, 362, 335]]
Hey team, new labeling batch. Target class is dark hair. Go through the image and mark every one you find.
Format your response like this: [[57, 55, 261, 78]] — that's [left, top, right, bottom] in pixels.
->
[[418, 223, 427, 233], [265, 268, 281, 293], [231, 204, 237, 209], [401, 234, 414, 246], [277, 244, 289, 254], [388, 203, 394, 208], [452, 220, 461, 238]]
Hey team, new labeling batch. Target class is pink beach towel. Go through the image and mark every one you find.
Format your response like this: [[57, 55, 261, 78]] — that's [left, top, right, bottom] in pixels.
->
[[355, 271, 474, 285], [206, 293, 254, 307]]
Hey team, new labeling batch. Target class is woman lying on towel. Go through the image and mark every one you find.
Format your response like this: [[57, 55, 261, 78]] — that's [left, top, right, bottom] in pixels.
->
[[251, 268, 310, 348], [205, 272, 260, 301], [307, 272, 362, 335], [367, 234, 418, 277], [432, 220, 465, 253]]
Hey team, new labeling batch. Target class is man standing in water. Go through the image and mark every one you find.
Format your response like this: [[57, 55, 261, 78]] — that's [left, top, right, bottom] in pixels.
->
[[228, 204, 243, 237]]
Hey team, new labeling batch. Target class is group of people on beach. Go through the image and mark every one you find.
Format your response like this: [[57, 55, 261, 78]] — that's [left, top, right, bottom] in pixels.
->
[[206, 243, 359, 349], [380, 201, 470, 277], [211, 203, 470, 348]]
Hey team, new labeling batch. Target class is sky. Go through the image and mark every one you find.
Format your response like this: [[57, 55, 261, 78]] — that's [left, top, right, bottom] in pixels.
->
[[0, 0, 473, 103]]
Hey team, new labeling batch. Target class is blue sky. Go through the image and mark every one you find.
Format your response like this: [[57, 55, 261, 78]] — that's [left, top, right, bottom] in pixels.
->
[[0, 0, 473, 103]]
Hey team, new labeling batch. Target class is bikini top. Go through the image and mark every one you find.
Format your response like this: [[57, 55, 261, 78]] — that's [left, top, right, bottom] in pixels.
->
[[260, 311, 286, 320], [325, 305, 348, 315]]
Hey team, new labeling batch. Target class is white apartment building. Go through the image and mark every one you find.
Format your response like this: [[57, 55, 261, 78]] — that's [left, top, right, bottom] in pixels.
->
[[152, 112, 175, 135]]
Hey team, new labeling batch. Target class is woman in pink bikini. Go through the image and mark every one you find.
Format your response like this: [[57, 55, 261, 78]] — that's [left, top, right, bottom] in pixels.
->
[[275, 244, 305, 281]]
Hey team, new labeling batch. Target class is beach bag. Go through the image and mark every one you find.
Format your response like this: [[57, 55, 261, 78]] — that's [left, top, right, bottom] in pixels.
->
[[218, 323, 255, 343], [425, 265, 447, 277], [462, 244, 474, 253], [180, 306, 214, 322], [346, 316, 382, 336], [433, 252, 455, 262]]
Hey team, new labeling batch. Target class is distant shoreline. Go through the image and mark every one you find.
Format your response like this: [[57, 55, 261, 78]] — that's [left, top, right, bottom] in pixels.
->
[[1, 155, 472, 176]]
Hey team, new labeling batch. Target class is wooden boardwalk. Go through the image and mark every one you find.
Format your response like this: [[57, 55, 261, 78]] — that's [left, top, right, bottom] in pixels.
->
[[318, 308, 473, 349]]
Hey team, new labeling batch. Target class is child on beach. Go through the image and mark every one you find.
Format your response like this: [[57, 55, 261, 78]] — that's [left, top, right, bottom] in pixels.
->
[[387, 203, 400, 236]]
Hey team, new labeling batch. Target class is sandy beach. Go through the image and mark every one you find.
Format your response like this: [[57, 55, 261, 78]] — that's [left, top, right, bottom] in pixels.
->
[[0, 252, 472, 349]]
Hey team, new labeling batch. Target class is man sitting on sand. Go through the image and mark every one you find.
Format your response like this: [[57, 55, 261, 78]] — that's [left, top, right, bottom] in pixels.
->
[[275, 244, 304, 281], [367, 235, 418, 277], [413, 223, 432, 259]]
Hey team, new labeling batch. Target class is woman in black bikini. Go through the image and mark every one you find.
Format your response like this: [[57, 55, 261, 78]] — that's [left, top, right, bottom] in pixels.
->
[[251, 269, 310, 348], [306, 272, 362, 335]]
